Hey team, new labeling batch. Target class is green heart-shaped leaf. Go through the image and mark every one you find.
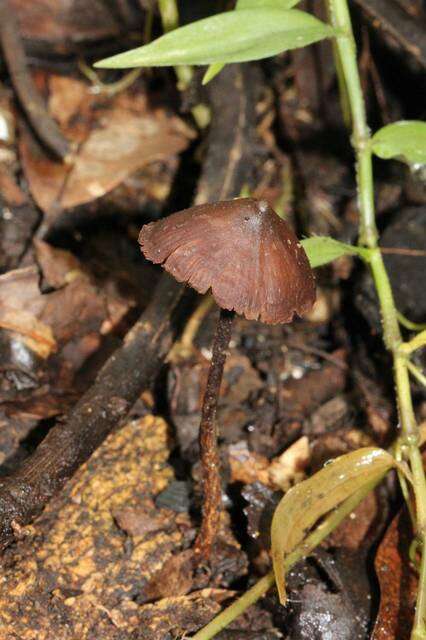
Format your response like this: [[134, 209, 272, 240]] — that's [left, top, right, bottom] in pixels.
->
[[301, 236, 370, 268], [371, 121, 426, 165]]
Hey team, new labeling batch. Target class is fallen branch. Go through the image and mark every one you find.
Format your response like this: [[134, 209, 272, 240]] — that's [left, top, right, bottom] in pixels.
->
[[0, 0, 71, 161], [0, 63, 259, 550]]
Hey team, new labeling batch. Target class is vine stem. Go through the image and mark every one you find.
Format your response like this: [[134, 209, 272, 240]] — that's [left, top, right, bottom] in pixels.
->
[[328, 1, 426, 638], [158, 0, 193, 89], [193, 2, 426, 638]]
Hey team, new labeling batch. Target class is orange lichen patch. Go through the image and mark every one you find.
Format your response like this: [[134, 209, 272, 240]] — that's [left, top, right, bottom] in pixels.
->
[[140, 198, 316, 324], [0, 415, 214, 639]]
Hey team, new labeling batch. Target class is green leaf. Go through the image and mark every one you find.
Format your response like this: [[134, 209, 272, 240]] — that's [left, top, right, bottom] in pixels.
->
[[371, 120, 426, 165], [271, 447, 396, 604], [202, 0, 302, 84], [95, 9, 334, 69], [237, 0, 301, 9], [202, 62, 226, 85], [301, 236, 370, 268]]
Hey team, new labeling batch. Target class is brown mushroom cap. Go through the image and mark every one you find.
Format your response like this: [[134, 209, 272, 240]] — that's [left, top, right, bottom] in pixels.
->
[[139, 198, 316, 324]]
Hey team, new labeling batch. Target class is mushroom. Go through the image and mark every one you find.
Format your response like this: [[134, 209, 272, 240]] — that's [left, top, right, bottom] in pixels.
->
[[139, 197, 316, 560]]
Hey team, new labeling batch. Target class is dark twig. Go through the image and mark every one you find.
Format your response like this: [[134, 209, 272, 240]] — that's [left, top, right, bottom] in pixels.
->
[[0, 0, 71, 161], [0, 64, 259, 551], [194, 309, 234, 561], [0, 275, 184, 549]]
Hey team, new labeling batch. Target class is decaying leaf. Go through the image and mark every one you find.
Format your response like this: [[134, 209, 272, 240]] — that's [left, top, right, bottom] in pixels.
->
[[0, 247, 131, 430], [271, 447, 397, 604], [20, 76, 194, 218], [34, 238, 83, 288], [228, 436, 310, 491], [372, 509, 417, 640], [0, 267, 57, 358], [268, 436, 310, 490]]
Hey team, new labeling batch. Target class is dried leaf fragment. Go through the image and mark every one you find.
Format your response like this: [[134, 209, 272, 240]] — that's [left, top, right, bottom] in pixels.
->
[[372, 509, 417, 639]]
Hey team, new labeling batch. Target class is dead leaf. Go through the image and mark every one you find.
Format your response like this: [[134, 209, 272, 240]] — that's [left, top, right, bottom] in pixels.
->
[[61, 107, 192, 209], [139, 550, 195, 602], [113, 504, 166, 538], [34, 239, 83, 288], [268, 436, 310, 490], [20, 76, 194, 218], [372, 509, 417, 640], [48, 75, 92, 128], [0, 167, 26, 206], [228, 437, 310, 491], [228, 441, 271, 485], [327, 489, 382, 551], [0, 267, 57, 358], [0, 253, 129, 411]]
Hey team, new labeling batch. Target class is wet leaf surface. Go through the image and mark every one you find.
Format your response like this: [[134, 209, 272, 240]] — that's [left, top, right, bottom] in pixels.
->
[[271, 447, 396, 603]]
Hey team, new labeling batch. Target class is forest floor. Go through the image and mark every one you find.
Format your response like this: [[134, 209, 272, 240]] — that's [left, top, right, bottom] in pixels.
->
[[0, 1, 425, 639]]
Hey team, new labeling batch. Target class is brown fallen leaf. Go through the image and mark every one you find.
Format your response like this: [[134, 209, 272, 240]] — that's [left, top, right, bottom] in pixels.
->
[[20, 75, 194, 218], [0, 248, 130, 411], [268, 436, 310, 490], [372, 509, 417, 640], [327, 489, 383, 551], [228, 441, 271, 486], [0, 167, 26, 206], [0, 267, 57, 358], [61, 106, 193, 209], [228, 437, 310, 491], [113, 503, 167, 538], [34, 238, 83, 288]]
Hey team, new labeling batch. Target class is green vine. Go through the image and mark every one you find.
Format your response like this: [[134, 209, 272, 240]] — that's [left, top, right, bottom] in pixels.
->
[[329, 3, 426, 635], [194, 1, 426, 638]]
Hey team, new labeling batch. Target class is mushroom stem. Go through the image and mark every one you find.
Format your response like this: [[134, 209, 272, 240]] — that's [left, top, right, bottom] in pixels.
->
[[194, 308, 235, 561]]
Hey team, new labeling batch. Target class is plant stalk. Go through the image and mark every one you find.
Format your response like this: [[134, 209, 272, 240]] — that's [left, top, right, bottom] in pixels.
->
[[157, 0, 210, 127], [194, 308, 234, 561], [328, 1, 426, 637], [158, 0, 193, 90]]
